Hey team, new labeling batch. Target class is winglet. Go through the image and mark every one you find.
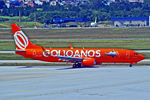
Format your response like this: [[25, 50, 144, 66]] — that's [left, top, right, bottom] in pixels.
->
[[69, 44, 73, 49]]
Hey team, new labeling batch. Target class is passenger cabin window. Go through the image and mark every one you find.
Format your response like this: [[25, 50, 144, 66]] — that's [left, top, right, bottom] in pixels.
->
[[134, 53, 139, 55]]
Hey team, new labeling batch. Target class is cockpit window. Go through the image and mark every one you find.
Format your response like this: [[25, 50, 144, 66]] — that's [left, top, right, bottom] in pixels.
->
[[134, 53, 139, 55]]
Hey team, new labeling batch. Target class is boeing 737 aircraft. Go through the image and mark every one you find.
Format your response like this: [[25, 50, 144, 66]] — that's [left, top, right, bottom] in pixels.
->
[[11, 24, 145, 67]]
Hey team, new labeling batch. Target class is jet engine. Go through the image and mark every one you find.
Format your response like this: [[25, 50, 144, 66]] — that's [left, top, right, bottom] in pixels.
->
[[82, 58, 96, 66]]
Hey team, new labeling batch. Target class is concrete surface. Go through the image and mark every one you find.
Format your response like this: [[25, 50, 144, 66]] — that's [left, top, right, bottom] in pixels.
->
[[0, 65, 150, 100]]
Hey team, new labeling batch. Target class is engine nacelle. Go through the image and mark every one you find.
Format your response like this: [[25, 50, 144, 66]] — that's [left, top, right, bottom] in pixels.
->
[[82, 58, 96, 66]]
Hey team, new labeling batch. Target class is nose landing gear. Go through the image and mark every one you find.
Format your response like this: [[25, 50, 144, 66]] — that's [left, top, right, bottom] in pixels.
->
[[129, 64, 132, 67], [129, 62, 137, 67]]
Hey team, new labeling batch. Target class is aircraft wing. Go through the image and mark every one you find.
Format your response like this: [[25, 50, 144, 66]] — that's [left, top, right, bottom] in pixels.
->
[[53, 55, 84, 62]]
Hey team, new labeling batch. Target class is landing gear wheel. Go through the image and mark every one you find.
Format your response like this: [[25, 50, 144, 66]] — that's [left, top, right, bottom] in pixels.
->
[[77, 63, 82, 68], [73, 63, 77, 68], [72, 63, 82, 68], [129, 64, 132, 67]]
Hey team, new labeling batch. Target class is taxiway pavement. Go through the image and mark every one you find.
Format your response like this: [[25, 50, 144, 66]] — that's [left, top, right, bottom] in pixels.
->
[[0, 65, 150, 100]]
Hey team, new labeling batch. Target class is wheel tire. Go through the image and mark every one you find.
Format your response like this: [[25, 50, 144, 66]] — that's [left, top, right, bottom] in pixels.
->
[[77, 63, 82, 68], [129, 64, 132, 67], [73, 63, 77, 68], [73, 64, 76, 68]]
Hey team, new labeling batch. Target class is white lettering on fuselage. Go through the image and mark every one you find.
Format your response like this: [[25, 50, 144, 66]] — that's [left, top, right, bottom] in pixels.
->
[[43, 50, 101, 58]]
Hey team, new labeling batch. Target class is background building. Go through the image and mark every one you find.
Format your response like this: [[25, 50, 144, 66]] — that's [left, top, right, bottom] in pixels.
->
[[111, 17, 150, 27], [127, 0, 144, 3]]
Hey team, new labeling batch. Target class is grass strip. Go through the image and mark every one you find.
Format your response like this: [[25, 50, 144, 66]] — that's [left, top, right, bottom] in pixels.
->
[[0, 40, 150, 50]]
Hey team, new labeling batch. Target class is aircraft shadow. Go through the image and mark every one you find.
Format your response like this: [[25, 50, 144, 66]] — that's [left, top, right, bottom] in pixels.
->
[[18, 66, 100, 70], [18, 66, 34, 68], [56, 66, 100, 70]]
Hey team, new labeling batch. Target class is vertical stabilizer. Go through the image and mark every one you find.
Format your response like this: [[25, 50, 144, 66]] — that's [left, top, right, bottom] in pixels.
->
[[11, 24, 33, 50]]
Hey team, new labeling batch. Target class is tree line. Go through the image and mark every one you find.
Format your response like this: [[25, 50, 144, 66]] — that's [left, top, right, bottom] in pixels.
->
[[0, 0, 150, 24]]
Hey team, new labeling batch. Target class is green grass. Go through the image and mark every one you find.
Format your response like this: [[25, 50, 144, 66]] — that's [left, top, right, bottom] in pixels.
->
[[0, 40, 150, 60], [0, 53, 30, 60], [35, 40, 150, 50], [0, 16, 28, 20], [15, 22, 43, 28], [0, 22, 43, 28], [0, 23, 11, 28], [141, 52, 150, 59], [0, 40, 150, 50], [1, 27, 150, 39]]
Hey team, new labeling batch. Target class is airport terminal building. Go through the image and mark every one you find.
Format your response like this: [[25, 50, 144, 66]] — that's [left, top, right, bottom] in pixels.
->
[[111, 16, 150, 27]]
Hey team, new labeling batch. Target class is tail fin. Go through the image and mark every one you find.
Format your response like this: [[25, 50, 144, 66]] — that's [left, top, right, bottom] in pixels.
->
[[11, 24, 33, 50]]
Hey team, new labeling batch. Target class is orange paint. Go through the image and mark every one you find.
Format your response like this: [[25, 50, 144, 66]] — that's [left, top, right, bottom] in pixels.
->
[[11, 24, 145, 67]]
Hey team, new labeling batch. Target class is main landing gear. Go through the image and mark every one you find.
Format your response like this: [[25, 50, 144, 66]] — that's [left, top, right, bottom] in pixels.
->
[[73, 62, 82, 68]]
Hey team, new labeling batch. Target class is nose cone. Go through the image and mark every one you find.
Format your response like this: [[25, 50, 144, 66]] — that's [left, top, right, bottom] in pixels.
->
[[139, 54, 145, 61]]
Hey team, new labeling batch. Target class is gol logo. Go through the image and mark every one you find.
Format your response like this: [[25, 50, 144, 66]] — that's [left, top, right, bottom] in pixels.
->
[[14, 31, 29, 50]]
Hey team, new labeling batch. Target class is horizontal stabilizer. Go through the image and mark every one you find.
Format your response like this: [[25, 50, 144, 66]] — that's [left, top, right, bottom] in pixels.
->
[[16, 49, 26, 52]]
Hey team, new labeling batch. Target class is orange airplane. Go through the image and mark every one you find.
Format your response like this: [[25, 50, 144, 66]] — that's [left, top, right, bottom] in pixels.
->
[[11, 24, 145, 67]]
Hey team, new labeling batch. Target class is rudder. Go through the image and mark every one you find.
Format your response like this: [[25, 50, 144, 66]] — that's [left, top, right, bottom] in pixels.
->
[[11, 24, 33, 50]]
